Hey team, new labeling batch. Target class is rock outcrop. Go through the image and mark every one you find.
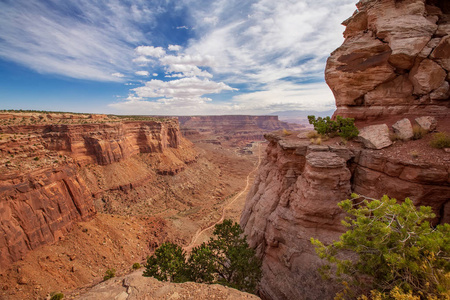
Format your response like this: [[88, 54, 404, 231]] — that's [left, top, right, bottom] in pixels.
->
[[75, 271, 260, 300], [0, 116, 196, 271], [326, 0, 450, 120], [241, 132, 450, 300]]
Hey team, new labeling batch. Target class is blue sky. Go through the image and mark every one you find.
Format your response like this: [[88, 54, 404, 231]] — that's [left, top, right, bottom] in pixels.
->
[[0, 0, 356, 115]]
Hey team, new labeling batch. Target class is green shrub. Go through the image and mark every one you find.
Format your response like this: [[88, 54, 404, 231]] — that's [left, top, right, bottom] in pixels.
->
[[103, 268, 116, 281], [34, 157, 39, 161], [143, 242, 189, 283], [430, 132, 450, 149], [143, 220, 261, 294], [308, 115, 359, 140], [132, 262, 141, 270], [50, 292, 64, 300], [311, 194, 450, 299]]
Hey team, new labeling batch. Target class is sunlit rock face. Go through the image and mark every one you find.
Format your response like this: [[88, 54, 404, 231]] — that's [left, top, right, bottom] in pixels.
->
[[326, 0, 450, 120], [0, 118, 196, 270], [241, 132, 449, 300]]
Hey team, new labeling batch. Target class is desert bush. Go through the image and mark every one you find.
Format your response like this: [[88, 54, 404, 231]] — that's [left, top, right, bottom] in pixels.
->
[[311, 194, 450, 299], [410, 151, 419, 159], [430, 132, 450, 149], [143, 220, 261, 294], [103, 268, 116, 281], [389, 131, 401, 142], [132, 262, 141, 270], [282, 128, 292, 136], [50, 292, 64, 300], [308, 115, 358, 140], [412, 125, 427, 140], [306, 130, 320, 139]]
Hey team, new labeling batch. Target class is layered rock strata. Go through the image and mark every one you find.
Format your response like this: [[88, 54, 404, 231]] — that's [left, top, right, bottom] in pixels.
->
[[241, 133, 450, 300], [0, 118, 195, 270], [326, 0, 450, 120]]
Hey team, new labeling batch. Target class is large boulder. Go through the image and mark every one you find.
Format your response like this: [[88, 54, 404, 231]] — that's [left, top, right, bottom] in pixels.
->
[[414, 116, 437, 132], [358, 124, 392, 149], [392, 118, 414, 140]]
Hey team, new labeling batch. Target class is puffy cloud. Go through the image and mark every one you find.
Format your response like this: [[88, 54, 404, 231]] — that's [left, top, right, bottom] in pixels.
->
[[131, 77, 236, 100], [135, 70, 149, 76], [152, 73, 158, 76], [112, 72, 125, 78], [168, 44, 182, 52], [165, 64, 213, 78], [159, 54, 215, 67], [135, 46, 166, 58]]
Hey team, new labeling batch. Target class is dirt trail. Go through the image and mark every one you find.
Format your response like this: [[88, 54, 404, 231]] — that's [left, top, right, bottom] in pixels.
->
[[183, 143, 263, 252]]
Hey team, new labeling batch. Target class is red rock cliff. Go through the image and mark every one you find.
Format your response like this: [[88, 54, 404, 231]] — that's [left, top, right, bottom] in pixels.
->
[[178, 115, 292, 132], [0, 117, 194, 271], [241, 133, 449, 300], [326, 0, 450, 120]]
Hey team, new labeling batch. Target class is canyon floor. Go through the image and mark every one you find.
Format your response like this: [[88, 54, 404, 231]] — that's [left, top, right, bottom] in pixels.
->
[[0, 119, 264, 300]]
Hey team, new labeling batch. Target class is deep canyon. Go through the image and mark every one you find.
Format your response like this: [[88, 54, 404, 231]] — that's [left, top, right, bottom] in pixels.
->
[[0, 0, 449, 299]]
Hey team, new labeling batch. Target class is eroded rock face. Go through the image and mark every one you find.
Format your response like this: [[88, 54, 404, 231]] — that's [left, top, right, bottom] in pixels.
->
[[241, 133, 450, 299], [327, 0, 450, 120], [0, 117, 196, 271], [0, 167, 95, 271]]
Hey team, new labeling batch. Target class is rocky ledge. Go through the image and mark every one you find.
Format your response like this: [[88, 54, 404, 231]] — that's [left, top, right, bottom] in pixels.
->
[[74, 271, 260, 300], [241, 130, 449, 300]]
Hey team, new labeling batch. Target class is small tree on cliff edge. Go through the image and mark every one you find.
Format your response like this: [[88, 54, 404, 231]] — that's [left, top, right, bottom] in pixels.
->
[[143, 219, 262, 294], [311, 194, 450, 299]]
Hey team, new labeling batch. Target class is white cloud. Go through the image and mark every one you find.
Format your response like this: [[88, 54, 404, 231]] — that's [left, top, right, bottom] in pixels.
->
[[112, 72, 125, 78], [176, 26, 189, 30], [135, 46, 166, 58], [160, 54, 215, 67], [152, 73, 158, 76], [184, 0, 356, 84], [203, 16, 218, 26], [0, 0, 160, 81], [165, 64, 213, 78], [168, 45, 182, 52], [135, 70, 149, 76], [131, 77, 236, 100]]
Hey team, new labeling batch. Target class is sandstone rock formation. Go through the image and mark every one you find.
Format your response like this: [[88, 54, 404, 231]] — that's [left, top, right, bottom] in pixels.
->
[[415, 115, 438, 131], [178, 115, 297, 144], [326, 0, 450, 120], [392, 118, 414, 140], [0, 116, 196, 270], [241, 132, 450, 300], [358, 124, 393, 149], [75, 271, 260, 300]]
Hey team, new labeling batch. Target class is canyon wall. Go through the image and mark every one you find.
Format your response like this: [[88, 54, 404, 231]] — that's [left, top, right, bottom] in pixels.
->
[[178, 115, 292, 133], [0, 117, 195, 270], [326, 0, 450, 120], [241, 133, 450, 299]]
